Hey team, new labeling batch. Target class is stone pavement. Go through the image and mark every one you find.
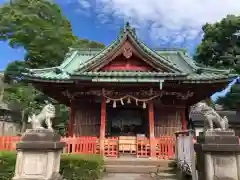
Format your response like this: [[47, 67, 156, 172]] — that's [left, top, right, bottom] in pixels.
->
[[103, 157, 179, 180], [102, 173, 153, 180], [102, 173, 180, 180]]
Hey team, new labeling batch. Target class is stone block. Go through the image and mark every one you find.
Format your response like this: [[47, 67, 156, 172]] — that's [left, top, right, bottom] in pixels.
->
[[195, 130, 240, 180], [204, 129, 235, 137], [12, 129, 65, 180]]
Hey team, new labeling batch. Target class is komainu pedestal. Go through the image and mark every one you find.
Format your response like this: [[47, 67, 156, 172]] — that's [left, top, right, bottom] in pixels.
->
[[195, 130, 240, 180], [12, 129, 65, 180]]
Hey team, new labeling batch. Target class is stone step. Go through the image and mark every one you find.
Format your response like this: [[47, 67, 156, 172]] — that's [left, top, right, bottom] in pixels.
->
[[150, 172, 178, 180], [104, 165, 173, 174], [104, 158, 174, 167], [102, 173, 153, 180]]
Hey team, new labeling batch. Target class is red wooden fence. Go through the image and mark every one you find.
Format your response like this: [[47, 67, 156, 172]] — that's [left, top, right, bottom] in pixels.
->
[[104, 137, 119, 157], [0, 136, 176, 159], [0, 136, 21, 151], [155, 136, 175, 159], [62, 136, 98, 154], [136, 137, 150, 157], [136, 136, 176, 159]]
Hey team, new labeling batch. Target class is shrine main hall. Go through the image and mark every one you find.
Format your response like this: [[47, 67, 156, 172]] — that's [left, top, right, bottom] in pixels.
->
[[22, 23, 234, 158]]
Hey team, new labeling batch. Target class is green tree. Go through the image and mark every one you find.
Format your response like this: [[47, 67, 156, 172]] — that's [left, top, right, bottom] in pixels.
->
[[195, 15, 240, 71], [1, 0, 105, 134], [75, 39, 105, 49], [4, 60, 29, 83], [54, 104, 69, 136], [3, 80, 70, 134], [216, 80, 240, 110], [3, 83, 43, 132], [0, 0, 77, 68], [195, 15, 240, 110], [0, 0, 105, 68]]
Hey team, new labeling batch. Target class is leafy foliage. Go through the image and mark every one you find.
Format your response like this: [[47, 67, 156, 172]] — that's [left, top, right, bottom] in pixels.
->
[[54, 104, 69, 136], [60, 154, 104, 180], [3, 83, 42, 114], [0, 151, 104, 180], [0, 0, 77, 68], [0, 0, 105, 133], [195, 15, 240, 72], [216, 82, 240, 110], [0, 151, 16, 180], [195, 15, 240, 109], [4, 60, 29, 83], [0, 0, 105, 68], [3, 80, 70, 134], [75, 39, 105, 49]]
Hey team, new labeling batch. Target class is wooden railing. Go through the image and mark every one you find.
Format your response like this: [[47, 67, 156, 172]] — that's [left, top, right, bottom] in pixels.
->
[[0, 135, 175, 159], [104, 137, 118, 157], [0, 136, 21, 151], [136, 137, 150, 157], [62, 136, 98, 154], [136, 136, 176, 159], [155, 136, 175, 159]]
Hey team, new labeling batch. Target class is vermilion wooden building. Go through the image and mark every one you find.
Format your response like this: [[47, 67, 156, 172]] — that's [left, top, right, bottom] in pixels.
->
[[22, 23, 234, 158]]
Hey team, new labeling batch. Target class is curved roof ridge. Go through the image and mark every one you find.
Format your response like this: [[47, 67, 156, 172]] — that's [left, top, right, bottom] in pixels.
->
[[69, 47, 103, 51], [200, 67, 231, 74], [28, 66, 59, 73], [124, 31, 182, 72], [74, 39, 119, 73], [59, 50, 79, 69], [177, 51, 198, 70], [131, 36, 172, 65], [75, 29, 183, 73], [21, 23, 236, 84], [154, 48, 186, 52]]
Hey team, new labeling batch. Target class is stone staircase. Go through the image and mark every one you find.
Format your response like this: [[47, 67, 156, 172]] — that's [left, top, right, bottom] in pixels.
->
[[104, 157, 178, 179]]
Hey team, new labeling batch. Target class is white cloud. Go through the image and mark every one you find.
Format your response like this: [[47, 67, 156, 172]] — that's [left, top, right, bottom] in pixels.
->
[[77, 0, 91, 9], [96, 0, 240, 26], [75, 0, 240, 52]]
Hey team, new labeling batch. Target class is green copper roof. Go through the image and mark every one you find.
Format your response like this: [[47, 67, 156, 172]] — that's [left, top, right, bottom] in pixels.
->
[[24, 70, 235, 84], [23, 23, 234, 84]]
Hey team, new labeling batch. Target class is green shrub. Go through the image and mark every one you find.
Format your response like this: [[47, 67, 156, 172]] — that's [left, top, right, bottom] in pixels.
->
[[0, 151, 104, 180], [0, 151, 16, 180], [60, 154, 104, 180]]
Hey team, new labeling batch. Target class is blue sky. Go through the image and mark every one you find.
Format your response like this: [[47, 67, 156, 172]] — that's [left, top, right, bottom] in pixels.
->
[[0, 0, 240, 100]]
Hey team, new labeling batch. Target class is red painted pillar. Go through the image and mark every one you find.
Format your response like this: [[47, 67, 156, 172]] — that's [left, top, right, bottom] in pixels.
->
[[181, 108, 187, 131], [67, 101, 74, 137], [148, 101, 155, 157], [100, 96, 106, 156]]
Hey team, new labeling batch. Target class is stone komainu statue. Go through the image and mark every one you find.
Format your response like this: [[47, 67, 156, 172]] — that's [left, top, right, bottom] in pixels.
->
[[28, 103, 56, 131], [190, 102, 229, 131]]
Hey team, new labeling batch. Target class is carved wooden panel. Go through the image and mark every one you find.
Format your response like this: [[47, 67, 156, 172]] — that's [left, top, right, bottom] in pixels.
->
[[154, 107, 182, 137], [122, 43, 133, 59], [72, 101, 101, 136]]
